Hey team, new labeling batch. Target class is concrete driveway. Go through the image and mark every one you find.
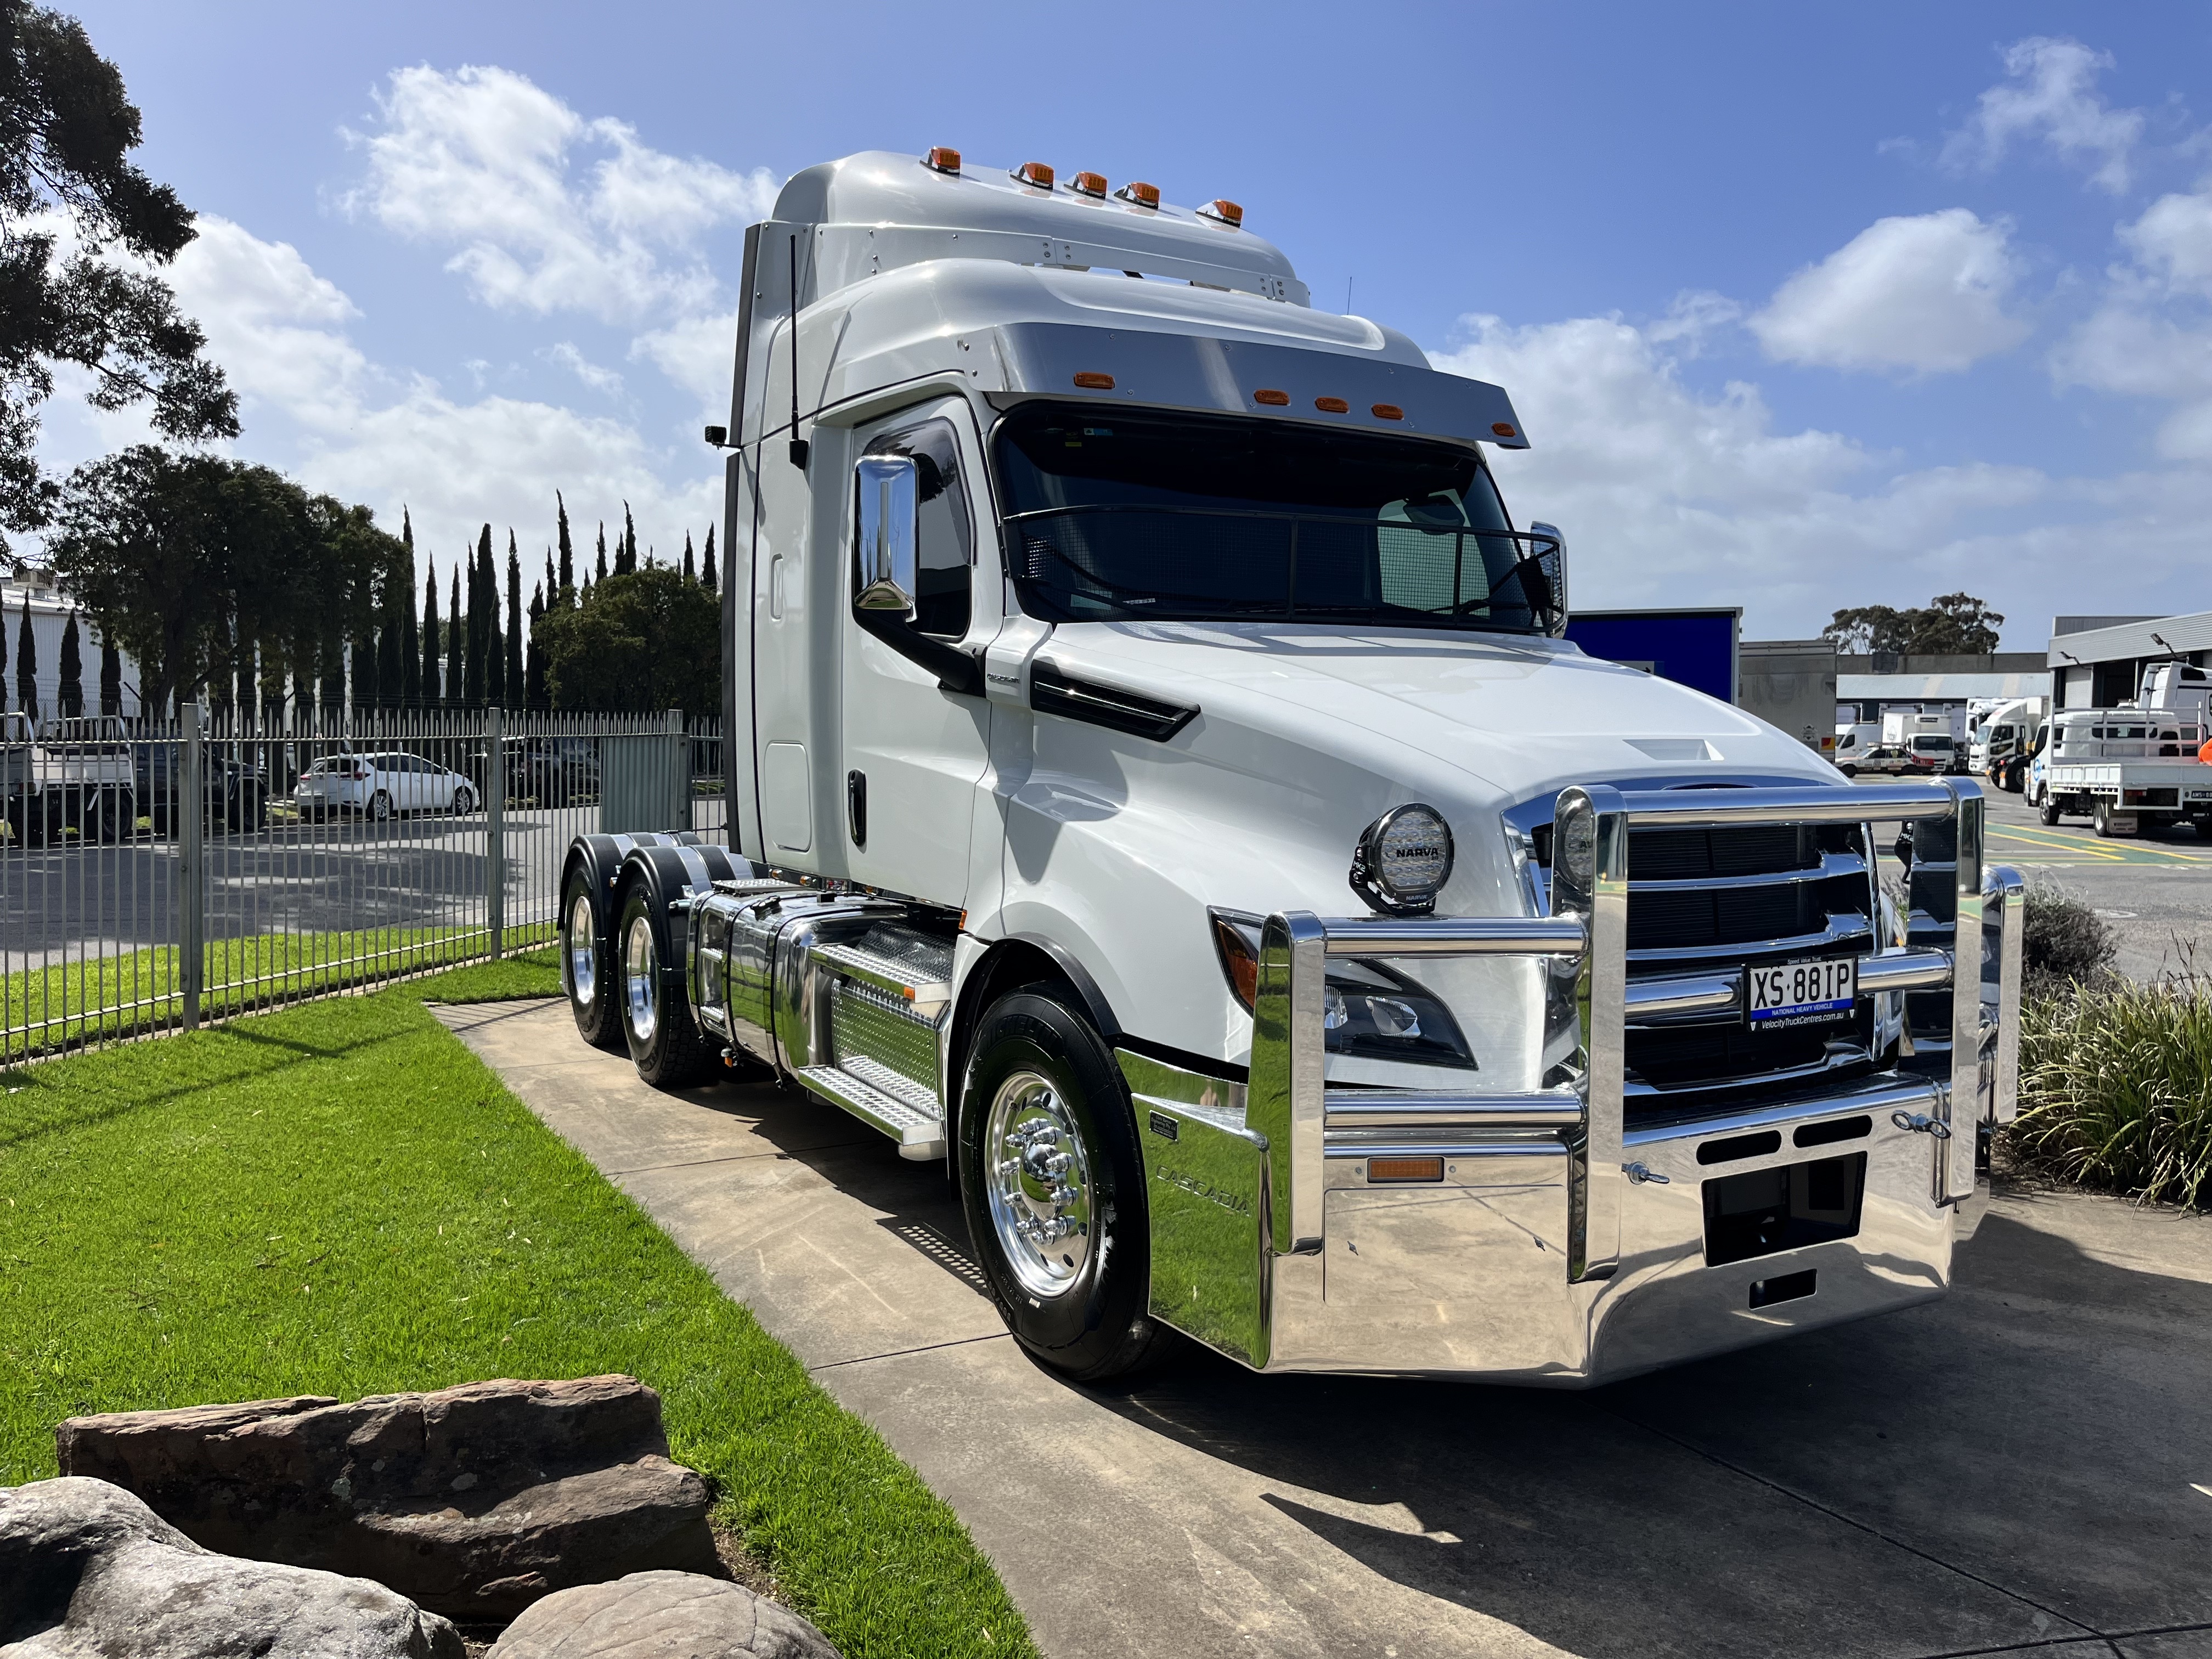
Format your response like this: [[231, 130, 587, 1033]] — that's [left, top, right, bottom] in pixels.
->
[[438, 998, 2212, 1659]]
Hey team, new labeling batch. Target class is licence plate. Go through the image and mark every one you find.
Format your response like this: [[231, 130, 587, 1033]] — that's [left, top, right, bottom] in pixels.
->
[[1748, 957, 1856, 1026]]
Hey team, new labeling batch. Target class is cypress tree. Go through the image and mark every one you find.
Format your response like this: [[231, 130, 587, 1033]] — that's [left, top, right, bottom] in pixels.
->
[[526, 583, 546, 710], [320, 619, 346, 724], [595, 521, 608, 583], [618, 503, 637, 575], [682, 532, 696, 583], [17, 591, 37, 720], [58, 609, 82, 719], [351, 622, 376, 714], [98, 628, 121, 716], [465, 525, 490, 706], [543, 549, 556, 613], [377, 531, 405, 708], [399, 510, 421, 706], [501, 531, 523, 707], [702, 524, 717, 596], [556, 492, 574, 596], [447, 562, 463, 707], [421, 555, 442, 702]]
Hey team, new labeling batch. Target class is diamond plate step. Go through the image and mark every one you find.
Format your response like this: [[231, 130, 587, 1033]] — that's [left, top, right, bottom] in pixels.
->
[[796, 1063, 946, 1161]]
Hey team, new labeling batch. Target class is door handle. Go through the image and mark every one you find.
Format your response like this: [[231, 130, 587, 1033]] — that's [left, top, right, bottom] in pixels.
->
[[847, 769, 867, 849]]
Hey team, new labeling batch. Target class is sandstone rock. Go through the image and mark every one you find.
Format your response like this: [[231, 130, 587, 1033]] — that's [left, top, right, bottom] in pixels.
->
[[54, 1376, 716, 1621], [486, 1571, 842, 1659], [0, 1476, 463, 1659]]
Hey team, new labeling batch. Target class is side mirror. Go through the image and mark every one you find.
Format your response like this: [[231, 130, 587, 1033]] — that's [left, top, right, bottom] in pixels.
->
[[854, 455, 918, 617], [1526, 521, 1568, 637]]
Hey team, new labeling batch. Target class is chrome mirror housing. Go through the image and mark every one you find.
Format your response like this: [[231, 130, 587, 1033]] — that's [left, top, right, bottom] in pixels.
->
[[854, 454, 918, 616], [1527, 521, 1568, 637]]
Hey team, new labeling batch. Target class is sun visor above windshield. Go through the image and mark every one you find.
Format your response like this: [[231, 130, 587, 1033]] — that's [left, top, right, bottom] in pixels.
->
[[987, 323, 1529, 448]]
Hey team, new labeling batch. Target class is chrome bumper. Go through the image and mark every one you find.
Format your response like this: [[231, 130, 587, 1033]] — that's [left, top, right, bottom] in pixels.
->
[[1125, 779, 2026, 1384]]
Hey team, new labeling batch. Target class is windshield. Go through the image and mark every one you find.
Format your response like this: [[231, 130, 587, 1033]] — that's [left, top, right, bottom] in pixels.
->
[[991, 403, 1553, 633]]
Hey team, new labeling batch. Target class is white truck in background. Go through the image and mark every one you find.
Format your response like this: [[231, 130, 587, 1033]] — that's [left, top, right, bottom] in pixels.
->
[[1879, 709, 1966, 776], [2028, 663, 2212, 837], [557, 149, 2026, 1387], [1968, 697, 2048, 793]]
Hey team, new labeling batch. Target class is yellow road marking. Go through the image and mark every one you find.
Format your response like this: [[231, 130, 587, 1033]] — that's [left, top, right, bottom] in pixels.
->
[[1988, 825, 2212, 865]]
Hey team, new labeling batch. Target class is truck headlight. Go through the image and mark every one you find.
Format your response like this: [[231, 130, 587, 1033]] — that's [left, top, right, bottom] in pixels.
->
[[1209, 909, 1476, 1070], [1348, 803, 1454, 915]]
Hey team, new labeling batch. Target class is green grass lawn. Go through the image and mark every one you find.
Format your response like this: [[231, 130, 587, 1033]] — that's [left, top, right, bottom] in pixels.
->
[[3, 923, 561, 1057], [0, 952, 1036, 1657]]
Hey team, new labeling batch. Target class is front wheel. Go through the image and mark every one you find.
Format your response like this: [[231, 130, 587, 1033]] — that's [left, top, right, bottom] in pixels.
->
[[453, 786, 475, 815], [2040, 795, 2062, 826], [958, 992, 1166, 1383], [616, 883, 716, 1088], [1838, 764, 1857, 778]]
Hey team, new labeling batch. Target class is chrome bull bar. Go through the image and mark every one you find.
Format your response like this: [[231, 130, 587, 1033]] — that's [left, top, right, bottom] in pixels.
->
[[1131, 778, 2025, 1379]]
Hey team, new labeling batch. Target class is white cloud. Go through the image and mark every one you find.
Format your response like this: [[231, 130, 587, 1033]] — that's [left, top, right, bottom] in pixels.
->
[[2053, 184, 2212, 462], [630, 308, 738, 416], [542, 341, 624, 397], [1941, 37, 2143, 194], [1750, 210, 2028, 375], [345, 65, 776, 326]]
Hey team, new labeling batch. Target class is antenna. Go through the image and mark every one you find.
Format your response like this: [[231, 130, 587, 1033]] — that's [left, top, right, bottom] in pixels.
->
[[787, 232, 809, 472]]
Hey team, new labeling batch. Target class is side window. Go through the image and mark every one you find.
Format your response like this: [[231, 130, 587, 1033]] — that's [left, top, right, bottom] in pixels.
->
[[865, 417, 973, 641]]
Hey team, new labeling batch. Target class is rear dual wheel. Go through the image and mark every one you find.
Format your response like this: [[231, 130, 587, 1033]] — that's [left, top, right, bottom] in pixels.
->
[[563, 868, 623, 1051], [616, 883, 717, 1089]]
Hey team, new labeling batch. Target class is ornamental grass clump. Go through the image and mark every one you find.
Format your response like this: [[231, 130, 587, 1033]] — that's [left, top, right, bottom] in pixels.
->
[[2011, 975, 2212, 1208]]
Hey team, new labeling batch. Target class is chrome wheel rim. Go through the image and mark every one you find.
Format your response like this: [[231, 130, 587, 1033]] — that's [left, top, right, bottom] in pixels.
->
[[983, 1071, 1093, 1300], [625, 914, 657, 1044], [567, 892, 597, 1004], [370, 791, 390, 820]]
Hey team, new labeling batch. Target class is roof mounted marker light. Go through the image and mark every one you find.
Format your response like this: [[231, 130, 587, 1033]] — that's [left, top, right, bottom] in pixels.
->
[[1314, 397, 1350, 414], [1115, 180, 1161, 209], [1013, 160, 1055, 190], [1371, 403, 1404, 420], [1073, 371, 1115, 390], [1253, 388, 1290, 406], [923, 146, 962, 174], [1197, 198, 1244, 228], [1070, 171, 1108, 199], [1492, 421, 1518, 438]]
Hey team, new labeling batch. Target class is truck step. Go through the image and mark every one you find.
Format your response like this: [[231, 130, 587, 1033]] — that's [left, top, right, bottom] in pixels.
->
[[795, 1062, 946, 1160], [810, 928, 953, 1008]]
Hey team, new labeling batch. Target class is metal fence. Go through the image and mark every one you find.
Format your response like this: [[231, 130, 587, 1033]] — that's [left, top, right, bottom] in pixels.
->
[[0, 708, 727, 1064]]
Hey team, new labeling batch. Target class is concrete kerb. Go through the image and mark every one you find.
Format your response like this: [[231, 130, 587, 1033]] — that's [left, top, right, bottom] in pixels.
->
[[435, 998, 2212, 1659]]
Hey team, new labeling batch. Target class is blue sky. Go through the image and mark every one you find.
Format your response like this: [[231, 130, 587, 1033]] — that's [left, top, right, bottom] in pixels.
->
[[35, 1, 2212, 643]]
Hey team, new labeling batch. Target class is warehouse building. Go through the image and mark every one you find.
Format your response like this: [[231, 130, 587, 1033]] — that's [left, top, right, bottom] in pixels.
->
[[2047, 612, 2212, 708]]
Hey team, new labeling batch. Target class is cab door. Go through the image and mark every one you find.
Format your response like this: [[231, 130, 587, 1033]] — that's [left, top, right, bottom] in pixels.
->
[[837, 398, 995, 905]]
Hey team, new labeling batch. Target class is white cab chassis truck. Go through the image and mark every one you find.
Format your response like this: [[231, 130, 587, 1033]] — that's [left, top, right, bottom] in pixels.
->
[[560, 151, 2026, 1386]]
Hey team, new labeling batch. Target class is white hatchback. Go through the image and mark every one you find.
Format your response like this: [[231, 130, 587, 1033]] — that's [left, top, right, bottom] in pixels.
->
[[293, 752, 479, 820]]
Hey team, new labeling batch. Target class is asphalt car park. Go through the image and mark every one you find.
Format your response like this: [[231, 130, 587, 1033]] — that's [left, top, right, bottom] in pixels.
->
[[1861, 778, 2212, 984]]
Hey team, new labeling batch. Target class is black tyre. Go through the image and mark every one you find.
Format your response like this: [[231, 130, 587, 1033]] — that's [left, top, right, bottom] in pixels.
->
[[958, 991, 1166, 1383], [614, 882, 716, 1088], [562, 865, 623, 1049], [2040, 795, 2062, 826], [452, 786, 472, 815], [367, 788, 392, 822], [2094, 800, 2117, 838]]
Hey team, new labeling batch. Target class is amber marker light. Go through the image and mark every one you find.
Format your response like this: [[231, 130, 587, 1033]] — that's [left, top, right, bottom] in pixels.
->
[[1198, 198, 1245, 228], [1492, 421, 1517, 438], [1211, 916, 1259, 1011], [1314, 396, 1350, 414], [923, 146, 962, 174], [1253, 388, 1290, 406], [1368, 1156, 1445, 1183], [1073, 371, 1116, 390], [1070, 171, 1108, 199], [1013, 160, 1056, 189], [1371, 403, 1404, 421], [1116, 180, 1161, 209]]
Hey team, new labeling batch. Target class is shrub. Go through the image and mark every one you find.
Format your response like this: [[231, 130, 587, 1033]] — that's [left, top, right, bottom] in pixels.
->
[[2019, 883, 2118, 1001], [2009, 976, 2212, 1207]]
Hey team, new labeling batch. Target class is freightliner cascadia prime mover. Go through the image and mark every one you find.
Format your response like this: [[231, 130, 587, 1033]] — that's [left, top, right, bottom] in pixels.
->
[[560, 149, 2026, 1385]]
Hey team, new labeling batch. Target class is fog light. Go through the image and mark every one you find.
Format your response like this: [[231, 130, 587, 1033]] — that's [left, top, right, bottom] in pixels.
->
[[1349, 803, 1454, 915]]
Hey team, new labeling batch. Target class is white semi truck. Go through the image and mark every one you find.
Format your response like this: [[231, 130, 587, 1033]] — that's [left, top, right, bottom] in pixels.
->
[[558, 150, 2025, 1386], [1968, 697, 2047, 792]]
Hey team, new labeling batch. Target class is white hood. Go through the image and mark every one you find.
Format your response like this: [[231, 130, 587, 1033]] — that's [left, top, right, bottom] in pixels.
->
[[994, 620, 1844, 1069]]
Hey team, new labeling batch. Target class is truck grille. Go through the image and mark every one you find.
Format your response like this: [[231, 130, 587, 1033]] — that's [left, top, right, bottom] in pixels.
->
[[1526, 813, 1880, 1118]]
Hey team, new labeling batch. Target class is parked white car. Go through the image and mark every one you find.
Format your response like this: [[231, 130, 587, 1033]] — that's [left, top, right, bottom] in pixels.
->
[[294, 752, 478, 820]]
